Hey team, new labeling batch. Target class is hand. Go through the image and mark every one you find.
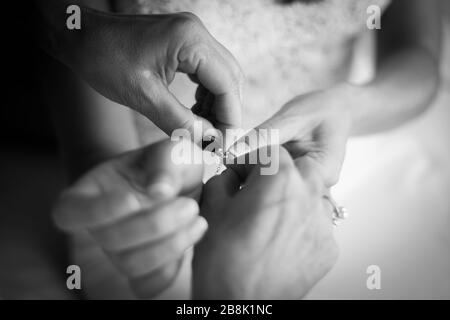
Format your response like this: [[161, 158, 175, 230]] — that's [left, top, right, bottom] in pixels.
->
[[70, 11, 243, 139], [53, 139, 207, 298], [193, 148, 339, 299], [230, 86, 353, 187]]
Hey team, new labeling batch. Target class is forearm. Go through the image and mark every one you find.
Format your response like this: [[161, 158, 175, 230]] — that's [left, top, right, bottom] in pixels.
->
[[333, 46, 440, 135], [42, 55, 139, 182], [343, 0, 442, 135], [32, 0, 108, 72]]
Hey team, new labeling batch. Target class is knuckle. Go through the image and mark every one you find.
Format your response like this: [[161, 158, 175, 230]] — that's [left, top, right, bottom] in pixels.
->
[[178, 12, 202, 23], [172, 12, 204, 35], [176, 111, 196, 132]]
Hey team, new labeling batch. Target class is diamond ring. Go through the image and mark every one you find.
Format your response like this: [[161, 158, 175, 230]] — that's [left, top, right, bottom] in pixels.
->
[[323, 195, 348, 226]]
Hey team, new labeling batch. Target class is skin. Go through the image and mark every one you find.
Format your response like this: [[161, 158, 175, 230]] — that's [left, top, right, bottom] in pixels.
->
[[230, 86, 354, 187], [42, 0, 441, 184], [25, 0, 442, 299], [33, 0, 243, 140], [194, 148, 338, 299], [53, 140, 339, 299], [230, 0, 441, 185], [52, 139, 207, 298]]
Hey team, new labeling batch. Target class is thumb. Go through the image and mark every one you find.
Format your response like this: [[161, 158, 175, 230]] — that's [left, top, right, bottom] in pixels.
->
[[137, 74, 220, 145], [226, 117, 288, 160], [124, 139, 205, 197], [178, 36, 243, 131]]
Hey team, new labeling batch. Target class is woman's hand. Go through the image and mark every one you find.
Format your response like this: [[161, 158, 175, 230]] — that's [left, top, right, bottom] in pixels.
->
[[193, 148, 338, 299], [230, 85, 353, 187], [53, 140, 207, 298]]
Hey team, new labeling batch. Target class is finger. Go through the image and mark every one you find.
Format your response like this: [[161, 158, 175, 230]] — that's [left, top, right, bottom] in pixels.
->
[[227, 93, 323, 155], [286, 127, 346, 187], [135, 139, 205, 197], [137, 73, 220, 143], [226, 122, 284, 161], [294, 156, 335, 225], [294, 157, 336, 225], [129, 258, 184, 299], [230, 111, 347, 188], [109, 216, 207, 278], [53, 140, 204, 231], [89, 197, 199, 251], [231, 148, 302, 218], [243, 147, 296, 186], [53, 190, 142, 231], [226, 144, 284, 182], [203, 168, 241, 198], [226, 151, 262, 183], [200, 169, 240, 221], [178, 42, 243, 130]]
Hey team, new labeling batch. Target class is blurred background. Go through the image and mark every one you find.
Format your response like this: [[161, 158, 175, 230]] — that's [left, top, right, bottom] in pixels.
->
[[0, 2, 449, 299]]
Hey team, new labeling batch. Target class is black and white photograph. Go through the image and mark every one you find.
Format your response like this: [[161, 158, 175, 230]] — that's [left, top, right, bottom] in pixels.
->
[[1, 0, 449, 305]]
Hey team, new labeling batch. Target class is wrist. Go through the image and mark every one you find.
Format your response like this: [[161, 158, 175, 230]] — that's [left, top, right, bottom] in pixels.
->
[[324, 82, 364, 132], [61, 8, 108, 71], [34, 1, 109, 72]]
